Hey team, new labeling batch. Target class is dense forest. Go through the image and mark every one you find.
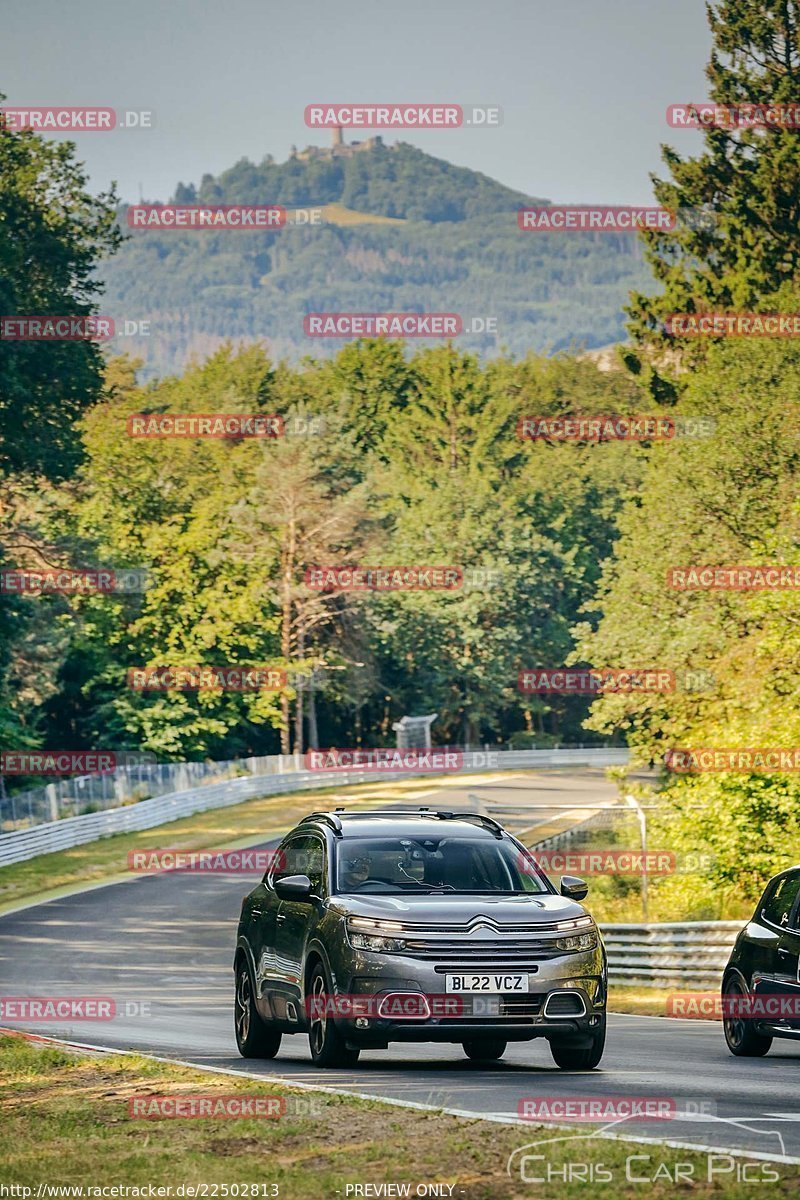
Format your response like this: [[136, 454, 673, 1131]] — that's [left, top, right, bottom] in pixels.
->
[[4, 0, 800, 903], [103, 142, 653, 375]]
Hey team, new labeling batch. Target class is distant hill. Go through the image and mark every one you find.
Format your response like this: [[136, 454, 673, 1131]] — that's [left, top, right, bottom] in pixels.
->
[[102, 140, 652, 377], [191, 140, 538, 221]]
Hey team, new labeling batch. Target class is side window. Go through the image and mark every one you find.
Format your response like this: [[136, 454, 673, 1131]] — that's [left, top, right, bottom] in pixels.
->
[[761, 873, 800, 928], [265, 834, 294, 887], [271, 834, 326, 895], [302, 836, 326, 896]]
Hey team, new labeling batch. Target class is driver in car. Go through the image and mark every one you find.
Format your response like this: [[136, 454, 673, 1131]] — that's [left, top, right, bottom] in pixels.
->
[[340, 854, 373, 891]]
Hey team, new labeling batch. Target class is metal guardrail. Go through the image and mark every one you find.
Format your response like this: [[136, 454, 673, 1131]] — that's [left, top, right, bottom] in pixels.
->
[[531, 807, 617, 850], [530, 818, 742, 990], [0, 747, 629, 867], [601, 921, 742, 989], [0, 758, 245, 829], [1, 743, 623, 832]]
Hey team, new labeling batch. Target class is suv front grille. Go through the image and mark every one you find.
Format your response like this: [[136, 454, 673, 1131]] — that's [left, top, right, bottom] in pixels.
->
[[403, 935, 563, 963], [437, 993, 545, 1024]]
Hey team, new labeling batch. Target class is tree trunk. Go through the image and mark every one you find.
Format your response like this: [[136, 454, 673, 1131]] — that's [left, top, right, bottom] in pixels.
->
[[280, 516, 296, 756], [308, 680, 319, 749], [294, 618, 305, 755]]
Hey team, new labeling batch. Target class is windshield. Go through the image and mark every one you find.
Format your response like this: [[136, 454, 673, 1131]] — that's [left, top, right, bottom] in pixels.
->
[[335, 835, 549, 894]]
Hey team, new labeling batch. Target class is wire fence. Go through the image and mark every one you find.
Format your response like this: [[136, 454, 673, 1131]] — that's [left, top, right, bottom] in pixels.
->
[[0, 742, 621, 833]]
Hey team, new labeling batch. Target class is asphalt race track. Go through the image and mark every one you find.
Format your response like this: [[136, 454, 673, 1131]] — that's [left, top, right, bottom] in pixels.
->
[[2, 771, 799, 1164]]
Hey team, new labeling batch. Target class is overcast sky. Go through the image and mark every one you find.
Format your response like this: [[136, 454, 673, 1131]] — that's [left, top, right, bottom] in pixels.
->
[[2, 0, 712, 205]]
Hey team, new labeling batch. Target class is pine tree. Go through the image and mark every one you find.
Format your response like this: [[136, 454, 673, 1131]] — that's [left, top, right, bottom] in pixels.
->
[[626, 1, 800, 395]]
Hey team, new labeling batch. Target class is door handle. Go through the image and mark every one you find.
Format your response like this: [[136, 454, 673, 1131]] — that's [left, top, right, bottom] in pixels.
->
[[251, 908, 262, 918], [778, 947, 792, 958], [276, 913, 286, 924]]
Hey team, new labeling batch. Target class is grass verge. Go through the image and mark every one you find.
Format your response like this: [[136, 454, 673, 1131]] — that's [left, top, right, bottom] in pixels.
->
[[0, 1034, 794, 1198], [607, 986, 698, 1018]]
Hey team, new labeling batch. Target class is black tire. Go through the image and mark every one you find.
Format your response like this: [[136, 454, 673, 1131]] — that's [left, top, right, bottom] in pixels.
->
[[463, 1038, 507, 1062], [549, 1015, 606, 1070], [723, 976, 772, 1058], [234, 957, 282, 1058], [307, 962, 361, 1067]]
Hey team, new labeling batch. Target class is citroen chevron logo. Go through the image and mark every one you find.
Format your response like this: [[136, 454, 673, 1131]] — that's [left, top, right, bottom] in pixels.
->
[[468, 917, 500, 935]]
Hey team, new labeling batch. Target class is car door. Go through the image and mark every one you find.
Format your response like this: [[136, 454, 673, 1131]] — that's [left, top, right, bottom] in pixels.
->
[[269, 834, 326, 1019], [249, 834, 294, 1015], [775, 879, 800, 1028], [753, 870, 800, 1025]]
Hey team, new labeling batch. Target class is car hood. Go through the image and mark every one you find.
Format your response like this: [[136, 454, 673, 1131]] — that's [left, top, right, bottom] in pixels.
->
[[331, 892, 590, 925]]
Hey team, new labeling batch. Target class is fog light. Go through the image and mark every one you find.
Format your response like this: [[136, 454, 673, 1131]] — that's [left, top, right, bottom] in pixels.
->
[[377, 992, 432, 1020], [355, 1017, 370, 1029]]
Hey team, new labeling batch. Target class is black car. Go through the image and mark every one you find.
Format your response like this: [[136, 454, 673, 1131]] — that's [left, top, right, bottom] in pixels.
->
[[722, 866, 800, 1056], [234, 807, 607, 1068]]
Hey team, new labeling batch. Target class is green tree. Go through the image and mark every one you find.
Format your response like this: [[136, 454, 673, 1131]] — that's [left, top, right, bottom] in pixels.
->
[[577, 326, 800, 899], [626, 1, 800, 392], [0, 95, 122, 481]]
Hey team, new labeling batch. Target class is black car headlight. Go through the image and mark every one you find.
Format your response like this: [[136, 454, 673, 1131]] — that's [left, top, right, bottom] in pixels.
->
[[554, 930, 598, 952], [349, 931, 408, 952], [346, 917, 408, 953]]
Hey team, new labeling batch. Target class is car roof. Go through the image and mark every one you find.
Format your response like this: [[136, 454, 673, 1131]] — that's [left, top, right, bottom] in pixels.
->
[[296, 809, 507, 840], [769, 864, 800, 880]]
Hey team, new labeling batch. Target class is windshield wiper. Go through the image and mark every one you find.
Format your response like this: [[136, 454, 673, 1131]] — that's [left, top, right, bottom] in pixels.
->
[[398, 883, 457, 892]]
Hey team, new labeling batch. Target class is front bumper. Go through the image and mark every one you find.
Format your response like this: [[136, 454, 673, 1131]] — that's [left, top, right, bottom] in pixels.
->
[[331, 945, 606, 1046]]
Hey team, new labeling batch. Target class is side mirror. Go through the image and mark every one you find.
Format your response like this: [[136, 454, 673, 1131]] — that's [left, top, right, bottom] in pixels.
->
[[274, 873, 314, 901], [560, 875, 589, 901]]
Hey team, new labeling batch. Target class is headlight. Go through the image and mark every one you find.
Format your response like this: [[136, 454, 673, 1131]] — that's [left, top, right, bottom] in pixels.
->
[[346, 917, 408, 952], [349, 931, 408, 952], [554, 915, 594, 931], [555, 931, 598, 952]]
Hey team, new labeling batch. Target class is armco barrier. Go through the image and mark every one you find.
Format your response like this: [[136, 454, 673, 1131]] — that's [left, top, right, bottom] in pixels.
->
[[601, 921, 742, 989], [0, 747, 628, 867]]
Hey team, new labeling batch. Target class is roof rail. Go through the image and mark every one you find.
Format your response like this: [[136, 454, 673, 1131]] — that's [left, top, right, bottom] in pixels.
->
[[327, 807, 505, 837], [299, 811, 343, 837]]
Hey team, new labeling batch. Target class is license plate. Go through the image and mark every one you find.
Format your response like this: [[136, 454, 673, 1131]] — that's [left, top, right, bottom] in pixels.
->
[[445, 973, 529, 993]]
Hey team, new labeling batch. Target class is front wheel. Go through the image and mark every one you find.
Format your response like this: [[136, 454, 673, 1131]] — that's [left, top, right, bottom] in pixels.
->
[[549, 1015, 606, 1070], [722, 976, 772, 1057], [235, 958, 282, 1058], [463, 1038, 507, 1062], [307, 963, 361, 1067]]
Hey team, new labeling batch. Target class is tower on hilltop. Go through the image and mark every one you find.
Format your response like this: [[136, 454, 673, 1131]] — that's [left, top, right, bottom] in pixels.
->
[[331, 125, 344, 148]]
